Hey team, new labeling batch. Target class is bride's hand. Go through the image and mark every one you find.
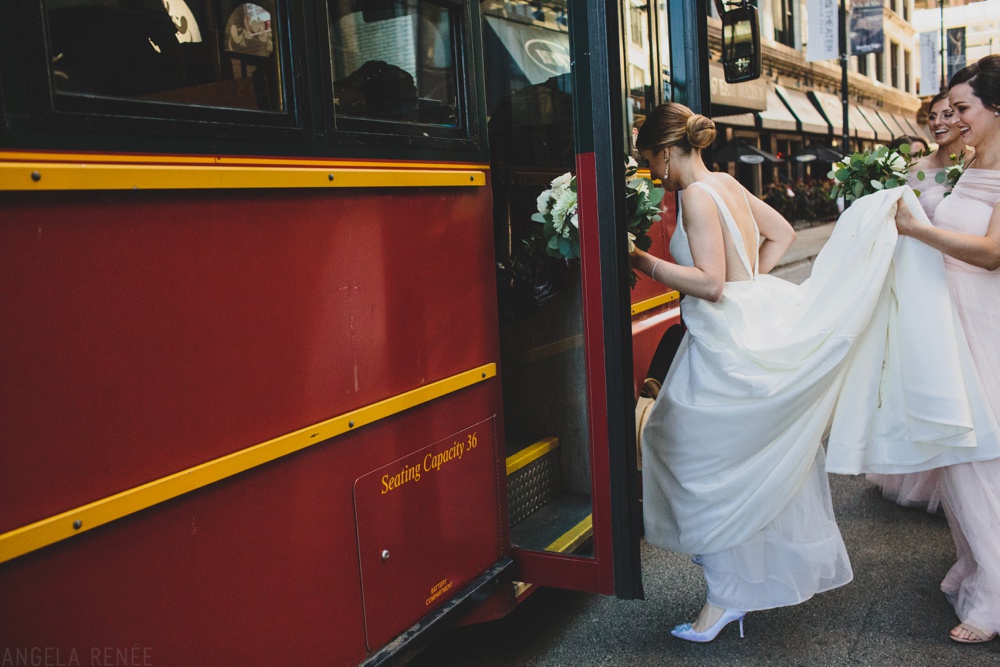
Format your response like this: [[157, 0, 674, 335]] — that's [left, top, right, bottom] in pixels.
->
[[894, 200, 920, 237]]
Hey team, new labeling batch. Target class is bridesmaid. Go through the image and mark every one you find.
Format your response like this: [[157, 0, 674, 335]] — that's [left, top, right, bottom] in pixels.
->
[[868, 89, 969, 512], [894, 55, 1000, 644]]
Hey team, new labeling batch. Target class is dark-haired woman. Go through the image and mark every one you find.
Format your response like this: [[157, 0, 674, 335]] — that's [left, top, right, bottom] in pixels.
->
[[894, 55, 1000, 644], [631, 103, 854, 642]]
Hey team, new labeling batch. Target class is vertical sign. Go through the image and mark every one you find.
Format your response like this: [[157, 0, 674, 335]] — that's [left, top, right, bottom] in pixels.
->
[[806, 0, 839, 62], [850, 0, 884, 55], [947, 27, 967, 83], [920, 32, 940, 96]]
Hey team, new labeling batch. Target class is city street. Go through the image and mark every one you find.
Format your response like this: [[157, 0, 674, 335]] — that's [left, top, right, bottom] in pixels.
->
[[411, 474, 999, 666]]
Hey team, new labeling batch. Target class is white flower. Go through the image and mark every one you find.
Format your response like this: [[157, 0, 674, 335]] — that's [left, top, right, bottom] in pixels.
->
[[627, 232, 636, 253], [536, 189, 552, 214], [886, 152, 907, 172], [550, 172, 573, 189], [626, 156, 638, 169], [569, 207, 579, 229], [551, 188, 577, 226], [628, 179, 649, 196]]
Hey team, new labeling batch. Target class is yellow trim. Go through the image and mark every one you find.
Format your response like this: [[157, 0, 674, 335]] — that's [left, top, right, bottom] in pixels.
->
[[545, 515, 593, 553], [631, 291, 680, 316], [0, 363, 496, 565], [0, 163, 486, 191], [0, 151, 489, 171], [505, 437, 560, 476]]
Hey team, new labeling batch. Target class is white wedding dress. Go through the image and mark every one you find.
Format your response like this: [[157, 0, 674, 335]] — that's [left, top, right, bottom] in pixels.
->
[[641, 182, 1000, 612]]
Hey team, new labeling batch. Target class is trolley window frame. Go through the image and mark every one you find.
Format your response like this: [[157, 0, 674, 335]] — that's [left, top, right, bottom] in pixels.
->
[[317, 0, 481, 150], [19, 1, 310, 142]]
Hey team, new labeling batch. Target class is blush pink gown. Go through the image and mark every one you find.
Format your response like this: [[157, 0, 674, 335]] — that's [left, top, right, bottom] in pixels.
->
[[928, 168, 1000, 635], [865, 168, 948, 512]]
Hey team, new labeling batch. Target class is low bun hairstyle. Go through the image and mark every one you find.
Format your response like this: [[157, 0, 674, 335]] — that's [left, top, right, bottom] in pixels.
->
[[636, 102, 717, 154], [949, 54, 1000, 112]]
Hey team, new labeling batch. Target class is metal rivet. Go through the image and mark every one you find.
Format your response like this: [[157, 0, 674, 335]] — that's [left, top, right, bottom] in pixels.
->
[[328, 174, 334, 181], [72, 520, 82, 530], [469, 176, 474, 181], [381, 550, 390, 561], [349, 420, 354, 428], [482, 372, 486, 378], [31, 171, 41, 182]]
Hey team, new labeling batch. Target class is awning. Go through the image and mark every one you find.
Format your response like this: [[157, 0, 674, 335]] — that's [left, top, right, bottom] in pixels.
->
[[848, 104, 876, 140], [709, 62, 767, 116], [875, 110, 910, 139], [809, 91, 845, 136], [775, 86, 830, 135], [902, 116, 932, 142], [855, 106, 893, 143], [758, 86, 798, 132], [711, 112, 756, 127], [714, 84, 797, 131]]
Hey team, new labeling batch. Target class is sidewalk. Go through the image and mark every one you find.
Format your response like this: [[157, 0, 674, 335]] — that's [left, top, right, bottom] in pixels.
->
[[771, 221, 836, 284]]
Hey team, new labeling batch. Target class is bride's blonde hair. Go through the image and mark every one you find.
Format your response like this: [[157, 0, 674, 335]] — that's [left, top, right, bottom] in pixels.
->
[[635, 102, 716, 154]]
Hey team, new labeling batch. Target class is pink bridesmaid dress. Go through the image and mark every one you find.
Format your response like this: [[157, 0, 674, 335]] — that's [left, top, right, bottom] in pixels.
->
[[927, 167, 1000, 636]]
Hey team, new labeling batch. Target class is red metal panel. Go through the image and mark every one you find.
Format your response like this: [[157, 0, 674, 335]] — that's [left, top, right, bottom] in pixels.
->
[[0, 180, 507, 663], [354, 418, 501, 649], [0, 387, 500, 666], [0, 187, 498, 533]]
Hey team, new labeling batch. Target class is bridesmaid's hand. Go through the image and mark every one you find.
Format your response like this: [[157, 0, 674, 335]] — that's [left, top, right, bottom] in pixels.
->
[[894, 200, 920, 237]]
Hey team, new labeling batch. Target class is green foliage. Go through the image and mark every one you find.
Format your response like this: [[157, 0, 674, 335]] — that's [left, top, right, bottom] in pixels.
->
[[827, 144, 913, 203]]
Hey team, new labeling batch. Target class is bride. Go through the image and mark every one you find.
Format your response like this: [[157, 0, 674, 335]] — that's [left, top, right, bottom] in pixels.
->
[[630, 103, 853, 641]]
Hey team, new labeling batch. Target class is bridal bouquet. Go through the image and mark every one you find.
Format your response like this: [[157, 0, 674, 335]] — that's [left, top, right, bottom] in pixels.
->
[[532, 158, 663, 287], [918, 151, 966, 196], [828, 144, 914, 203]]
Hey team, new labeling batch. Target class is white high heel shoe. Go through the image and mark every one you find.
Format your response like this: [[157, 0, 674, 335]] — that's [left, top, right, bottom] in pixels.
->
[[671, 609, 746, 643]]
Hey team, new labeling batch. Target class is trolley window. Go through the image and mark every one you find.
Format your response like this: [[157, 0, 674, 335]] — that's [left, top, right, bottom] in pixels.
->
[[45, 0, 286, 113], [328, 0, 465, 138]]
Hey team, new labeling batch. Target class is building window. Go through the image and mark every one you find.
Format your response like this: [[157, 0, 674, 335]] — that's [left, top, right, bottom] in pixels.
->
[[857, 53, 868, 77], [772, 0, 795, 47], [891, 41, 899, 88], [875, 50, 884, 82], [904, 50, 911, 92]]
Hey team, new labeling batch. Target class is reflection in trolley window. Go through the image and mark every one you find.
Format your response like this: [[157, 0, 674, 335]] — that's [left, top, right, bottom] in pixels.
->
[[329, 1, 459, 128], [45, 0, 284, 112]]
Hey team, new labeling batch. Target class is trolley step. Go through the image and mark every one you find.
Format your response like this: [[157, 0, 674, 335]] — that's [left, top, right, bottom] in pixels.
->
[[509, 493, 592, 553], [505, 436, 593, 555], [506, 436, 561, 527]]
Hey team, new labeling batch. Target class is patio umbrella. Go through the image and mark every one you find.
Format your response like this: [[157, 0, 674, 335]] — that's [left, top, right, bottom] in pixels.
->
[[713, 138, 784, 164], [792, 145, 847, 163]]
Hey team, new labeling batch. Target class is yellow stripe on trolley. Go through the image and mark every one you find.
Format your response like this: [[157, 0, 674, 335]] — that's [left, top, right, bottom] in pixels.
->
[[505, 437, 560, 476], [546, 515, 593, 553], [0, 363, 496, 565], [631, 290, 680, 316], [0, 163, 486, 191]]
